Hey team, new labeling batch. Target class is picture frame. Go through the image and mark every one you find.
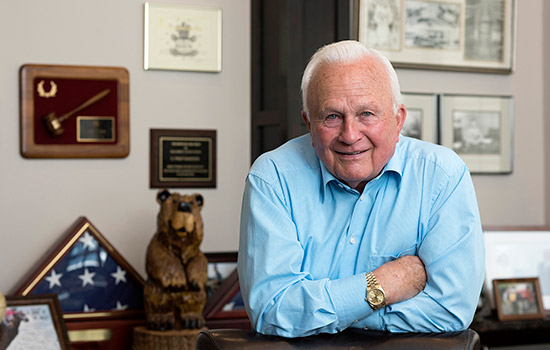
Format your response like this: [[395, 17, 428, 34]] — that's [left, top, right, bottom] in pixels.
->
[[144, 2, 222, 72], [203, 252, 250, 330], [356, 0, 516, 73], [493, 278, 545, 321], [2, 294, 70, 350], [11, 216, 146, 346], [400, 92, 438, 143], [439, 94, 513, 174], [483, 227, 550, 312], [150, 128, 217, 188], [20, 64, 130, 158]]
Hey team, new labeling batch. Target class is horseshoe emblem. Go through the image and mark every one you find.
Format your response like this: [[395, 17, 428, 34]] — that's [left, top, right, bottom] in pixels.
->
[[37, 80, 58, 98]]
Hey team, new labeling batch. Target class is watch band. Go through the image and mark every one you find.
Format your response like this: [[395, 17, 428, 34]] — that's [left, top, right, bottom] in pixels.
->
[[365, 272, 386, 310]]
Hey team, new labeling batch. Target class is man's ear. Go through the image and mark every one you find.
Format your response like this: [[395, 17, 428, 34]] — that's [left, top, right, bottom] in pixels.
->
[[302, 110, 311, 132], [395, 104, 407, 139]]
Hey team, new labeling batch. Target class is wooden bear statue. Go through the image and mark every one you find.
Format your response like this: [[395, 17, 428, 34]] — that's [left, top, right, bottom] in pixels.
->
[[144, 190, 208, 330]]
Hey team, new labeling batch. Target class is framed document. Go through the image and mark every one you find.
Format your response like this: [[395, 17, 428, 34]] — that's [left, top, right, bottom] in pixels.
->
[[150, 129, 217, 188], [144, 2, 222, 72], [19, 64, 130, 158]]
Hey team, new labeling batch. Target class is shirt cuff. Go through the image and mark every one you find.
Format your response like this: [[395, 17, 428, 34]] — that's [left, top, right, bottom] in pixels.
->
[[328, 273, 373, 330]]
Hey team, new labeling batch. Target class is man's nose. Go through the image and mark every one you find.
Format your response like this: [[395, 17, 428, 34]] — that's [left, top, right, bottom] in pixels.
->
[[339, 117, 363, 145]]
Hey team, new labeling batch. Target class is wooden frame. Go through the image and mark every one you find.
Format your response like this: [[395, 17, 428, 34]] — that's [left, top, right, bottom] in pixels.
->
[[150, 128, 217, 188], [203, 252, 250, 329], [401, 92, 438, 143], [20, 64, 129, 158], [356, 0, 516, 73], [440, 94, 513, 174], [493, 278, 545, 321], [144, 2, 222, 72], [12, 216, 145, 318], [2, 294, 70, 349]]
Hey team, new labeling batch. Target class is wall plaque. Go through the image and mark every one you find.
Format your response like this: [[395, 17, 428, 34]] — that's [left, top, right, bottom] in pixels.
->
[[150, 129, 216, 188]]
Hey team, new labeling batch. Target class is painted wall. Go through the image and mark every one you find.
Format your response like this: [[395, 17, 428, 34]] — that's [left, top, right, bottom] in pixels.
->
[[0, 1, 548, 295], [0, 0, 250, 292]]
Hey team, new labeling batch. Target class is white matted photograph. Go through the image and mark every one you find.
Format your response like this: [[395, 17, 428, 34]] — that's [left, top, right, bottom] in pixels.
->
[[144, 2, 222, 72], [357, 0, 516, 73], [483, 228, 550, 312], [401, 92, 438, 143], [439, 94, 513, 174]]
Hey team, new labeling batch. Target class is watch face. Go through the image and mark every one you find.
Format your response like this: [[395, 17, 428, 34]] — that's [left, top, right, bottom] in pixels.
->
[[368, 289, 385, 305]]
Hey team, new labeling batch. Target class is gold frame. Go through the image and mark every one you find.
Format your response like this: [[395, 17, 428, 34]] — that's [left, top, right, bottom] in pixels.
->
[[144, 2, 222, 72]]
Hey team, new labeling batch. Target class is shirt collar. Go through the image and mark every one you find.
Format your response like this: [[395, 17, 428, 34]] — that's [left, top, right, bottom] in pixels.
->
[[319, 138, 405, 196]]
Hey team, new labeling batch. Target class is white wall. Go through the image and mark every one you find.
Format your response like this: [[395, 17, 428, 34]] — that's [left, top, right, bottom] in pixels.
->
[[0, 0, 250, 293], [0, 0, 548, 295]]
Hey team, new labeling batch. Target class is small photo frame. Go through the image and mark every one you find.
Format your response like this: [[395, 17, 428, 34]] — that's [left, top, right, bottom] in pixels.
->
[[2, 294, 70, 350], [356, 0, 516, 73], [493, 278, 545, 321], [144, 2, 222, 72], [439, 94, 514, 174], [400, 92, 438, 143]]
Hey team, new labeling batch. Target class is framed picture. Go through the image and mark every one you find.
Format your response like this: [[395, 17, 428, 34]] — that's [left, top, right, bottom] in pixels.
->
[[144, 2, 222, 72], [150, 129, 217, 188], [356, 0, 516, 73], [493, 278, 545, 321], [20, 64, 130, 158], [1, 294, 70, 350], [11, 217, 146, 347], [203, 252, 250, 329], [439, 94, 513, 174], [400, 92, 438, 143], [483, 227, 550, 312]]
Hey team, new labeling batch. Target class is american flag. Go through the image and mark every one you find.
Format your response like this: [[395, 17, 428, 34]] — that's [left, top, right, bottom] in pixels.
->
[[29, 229, 143, 314]]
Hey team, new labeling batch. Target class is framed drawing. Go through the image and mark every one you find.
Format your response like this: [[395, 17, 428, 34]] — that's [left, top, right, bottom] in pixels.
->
[[2, 294, 70, 350], [357, 0, 516, 73], [400, 92, 438, 143], [483, 227, 550, 312], [150, 129, 217, 188], [144, 2, 222, 72], [20, 64, 130, 158], [493, 278, 545, 321], [439, 94, 513, 173]]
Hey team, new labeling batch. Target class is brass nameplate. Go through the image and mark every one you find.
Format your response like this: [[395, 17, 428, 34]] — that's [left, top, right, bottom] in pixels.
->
[[68, 328, 112, 342]]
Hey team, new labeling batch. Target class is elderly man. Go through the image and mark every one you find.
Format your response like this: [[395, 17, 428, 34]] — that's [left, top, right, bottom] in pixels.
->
[[238, 40, 484, 337]]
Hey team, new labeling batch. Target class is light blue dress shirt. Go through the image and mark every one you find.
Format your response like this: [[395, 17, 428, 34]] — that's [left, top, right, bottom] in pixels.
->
[[238, 134, 485, 337]]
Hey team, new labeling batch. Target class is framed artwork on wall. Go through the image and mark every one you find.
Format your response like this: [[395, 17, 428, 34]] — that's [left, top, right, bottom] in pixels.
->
[[400, 92, 438, 143], [439, 94, 513, 174], [493, 278, 545, 321], [144, 2, 222, 72], [356, 0, 516, 73]]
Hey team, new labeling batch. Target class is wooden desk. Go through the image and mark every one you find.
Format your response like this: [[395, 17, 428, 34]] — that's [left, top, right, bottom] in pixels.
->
[[471, 312, 550, 347]]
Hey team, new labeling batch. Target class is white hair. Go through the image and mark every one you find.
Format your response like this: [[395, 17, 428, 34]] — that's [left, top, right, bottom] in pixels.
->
[[301, 40, 402, 119]]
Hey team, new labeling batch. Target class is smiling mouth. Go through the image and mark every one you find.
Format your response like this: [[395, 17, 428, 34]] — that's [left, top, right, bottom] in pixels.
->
[[335, 150, 367, 156]]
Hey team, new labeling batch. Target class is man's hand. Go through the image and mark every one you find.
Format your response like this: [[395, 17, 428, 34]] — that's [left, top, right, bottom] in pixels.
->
[[373, 255, 427, 305]]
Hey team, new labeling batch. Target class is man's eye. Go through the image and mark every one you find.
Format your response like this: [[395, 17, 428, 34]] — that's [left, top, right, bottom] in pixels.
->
[[323, 114, 342, 127], [326, 114, 339, 120], [361, 111, 374, 117]]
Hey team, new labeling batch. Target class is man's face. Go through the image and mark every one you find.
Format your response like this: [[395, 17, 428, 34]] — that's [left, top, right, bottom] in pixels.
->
[[302, 58, 406, 191]]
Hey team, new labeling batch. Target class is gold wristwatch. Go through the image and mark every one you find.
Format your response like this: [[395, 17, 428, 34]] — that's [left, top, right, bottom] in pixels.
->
[[365, 272, 386, 310]]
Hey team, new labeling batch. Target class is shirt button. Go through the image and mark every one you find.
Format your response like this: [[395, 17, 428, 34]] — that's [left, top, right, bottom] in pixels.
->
[[350, 237, 356, 244], [360, 195, 365, 201], [339, 184, 344, 188]]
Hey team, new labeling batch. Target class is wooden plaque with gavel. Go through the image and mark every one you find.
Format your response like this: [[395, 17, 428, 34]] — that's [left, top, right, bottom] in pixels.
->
[[20, 64, 129, 158]]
